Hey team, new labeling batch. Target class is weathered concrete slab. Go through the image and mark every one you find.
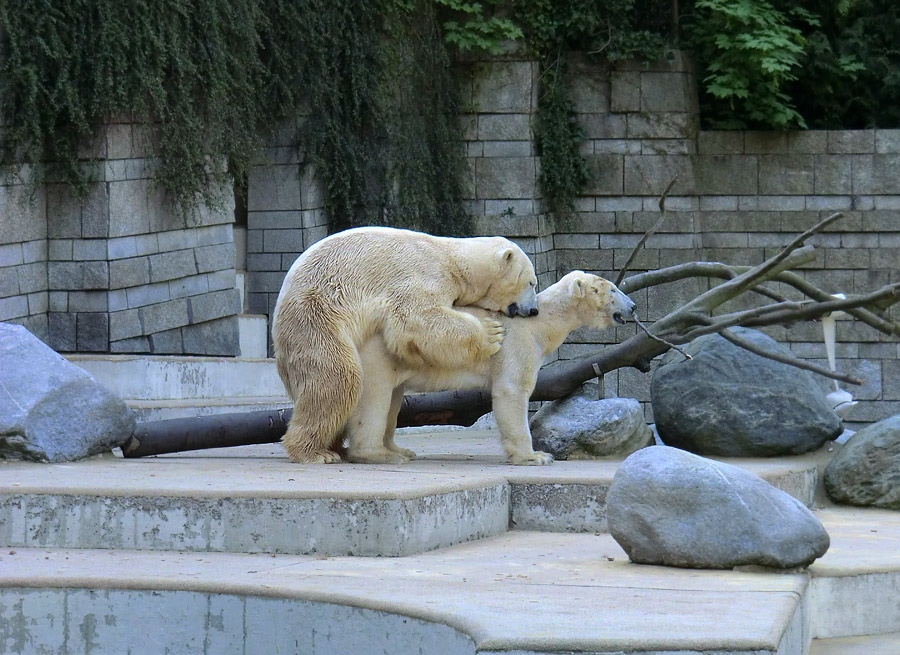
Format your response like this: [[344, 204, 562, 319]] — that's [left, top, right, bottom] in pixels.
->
[[1, 532, 808, 655]]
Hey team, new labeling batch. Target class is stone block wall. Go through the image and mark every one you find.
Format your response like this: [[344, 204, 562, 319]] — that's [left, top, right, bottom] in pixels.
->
[[1, 121, 241, 355]]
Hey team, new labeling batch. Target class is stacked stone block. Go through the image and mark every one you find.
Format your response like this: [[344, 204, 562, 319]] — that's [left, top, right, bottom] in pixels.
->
[[2, 121, 241, 355], [245, 119, 328, 355], [0, 183, 49, 341]]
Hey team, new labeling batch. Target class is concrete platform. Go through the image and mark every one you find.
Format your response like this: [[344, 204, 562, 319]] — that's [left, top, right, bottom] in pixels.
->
[[2, 431, 898, 655], [0, 432, 820, 556]]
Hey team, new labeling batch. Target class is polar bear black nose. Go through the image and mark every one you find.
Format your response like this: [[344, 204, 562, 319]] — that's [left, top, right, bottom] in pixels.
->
[[528, 307, 539, 316]]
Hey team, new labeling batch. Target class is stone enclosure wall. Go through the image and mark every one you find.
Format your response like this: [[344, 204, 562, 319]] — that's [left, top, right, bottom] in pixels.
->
[[1, 52, 898, 426]]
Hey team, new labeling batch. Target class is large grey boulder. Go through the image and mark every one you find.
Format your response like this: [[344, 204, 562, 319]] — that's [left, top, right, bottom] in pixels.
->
[[652, 327, 842, 456], [531, 396, 653, 459], [0, 323, 135, 462], [607, 446, 830, 569], [824, 414, 900, 510]]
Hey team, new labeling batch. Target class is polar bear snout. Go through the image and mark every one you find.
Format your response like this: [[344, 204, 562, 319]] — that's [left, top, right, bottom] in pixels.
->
[[612, 288, 637, 325], [507, 284, 539, 317]]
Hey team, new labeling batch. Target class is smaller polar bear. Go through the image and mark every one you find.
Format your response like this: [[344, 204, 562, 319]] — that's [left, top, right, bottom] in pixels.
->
[[353, 271, 636, 465]]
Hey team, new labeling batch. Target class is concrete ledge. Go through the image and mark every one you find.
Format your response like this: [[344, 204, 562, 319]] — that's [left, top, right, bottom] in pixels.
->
[[1, 533, 808, 655]]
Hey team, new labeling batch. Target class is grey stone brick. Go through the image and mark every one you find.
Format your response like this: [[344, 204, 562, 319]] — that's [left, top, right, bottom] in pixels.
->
[[626, 113, 695, 140], [0, 268, 19, 298], [483, 141, 532, 157], [107, 236, 138, 260], [484, 199, 534, 216], [109, 257, 150, 290], [148, 327, 184, 354], [579, 114, 627, 139], [48, 262, 83, 290], [758, 155, 814, 194], [829, 130, 875, 153], [554, 233, 599, 249], [640, 72, 690, 112], [16, 262, 46, 294], [300, 168, 325, 210], [697, 131, 743, 154], [181, 315, 240, 356], [610, 71, 640, 112], [570, 66, 610, 113], [108, 179, 152, 237], [126, 282, 170, 308], [870, 154, 900, 193], [169, 274, 209, 299], [22, 240, 47, 264], [478, 114, 531, 141], [813, 155, 852, 194], [68, 290, 108, 312], [641, 139, 694, 155], [139, 298, 189, 334], [247, 211, 303, 230], [744, 132, 788, 154], [842, 233, 880, 248], [195, 224, 233, 247], [472, 61, 535, 113], [248, 253, 282, 271], [27, 291, 48, 315], [594, 139, 641, 154], [583, 154, 624, 195], [134, 233, 160, 256], [207, 268, 237, 292], [247, 292, 269, 316], [467, 141, 483, 157], [48, 239, 73, 261], [109, 308, 143, 341], [595, 197, 642, 211], [757, 196, 805, 211], [149, 249, 197, 283], [263, 229, 304, 253], [48, 312, 77, 351], [0, 243, 24, 267], [788, 131, 827, 154], [476, 157, 536, 199], [109, 289, 127, 312], [695, 155, 758, 195], [76, 312, 109, 351], [645, 233, 696, 248], [48, 291, 68, 312], [701, 232, 749, 248], [0, 294, 28, 320], [81, 184, 110, 238], [875, 130, 900, 153], [624, 155, 695, 196], [158, 228, 200, 253], [195, 243, 235, 273], [556, 212, 616, 234], [188, 288, 240, 324], [46, 184, 84, 239], [72, 239, 108, 261], [851, 154, 874, 195], [805, 195, 852, 211], [247, 164, 301, 212], [109, 335, 151, 353]]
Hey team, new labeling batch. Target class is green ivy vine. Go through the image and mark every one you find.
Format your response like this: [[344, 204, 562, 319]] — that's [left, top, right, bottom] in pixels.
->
[[0, 0, 471, 235]]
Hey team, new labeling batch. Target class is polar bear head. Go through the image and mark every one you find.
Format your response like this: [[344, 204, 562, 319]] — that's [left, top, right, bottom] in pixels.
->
[[467, 237, 539, 318], [564, 271, 636, 328]]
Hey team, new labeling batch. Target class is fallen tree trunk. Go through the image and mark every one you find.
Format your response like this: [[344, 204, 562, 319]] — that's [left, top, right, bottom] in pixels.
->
[[122, 210, 900, 458]]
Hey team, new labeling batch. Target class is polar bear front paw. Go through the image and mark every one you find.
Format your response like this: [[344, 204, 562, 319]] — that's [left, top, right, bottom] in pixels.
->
[[480, 317, 505, 357], [346, 448, 412, 465], [510, 451, 554, 466]]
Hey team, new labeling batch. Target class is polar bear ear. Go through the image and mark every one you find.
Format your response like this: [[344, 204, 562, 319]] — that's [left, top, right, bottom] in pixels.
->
[[572, 277, 586, 298], [499, 248, 516, 266]]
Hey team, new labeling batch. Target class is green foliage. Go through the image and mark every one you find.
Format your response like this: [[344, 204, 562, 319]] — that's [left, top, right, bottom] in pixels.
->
[[512, 0, 669, 216], [685, 0, 818, 129], [432, 0, 523, 54], [781, 0, 900, 128], [0, 0, 469, 234]]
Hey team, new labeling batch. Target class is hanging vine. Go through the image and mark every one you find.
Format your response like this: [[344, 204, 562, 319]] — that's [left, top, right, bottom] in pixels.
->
[[0, 0, 470, 234]]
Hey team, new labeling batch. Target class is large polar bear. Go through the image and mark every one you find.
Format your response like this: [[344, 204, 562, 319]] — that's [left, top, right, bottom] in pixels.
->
[[273, 226, 539, 464], [355, 271, 636, 464]]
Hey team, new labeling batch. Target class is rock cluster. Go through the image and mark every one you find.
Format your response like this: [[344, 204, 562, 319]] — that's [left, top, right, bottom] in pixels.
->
[[825, 414, 900, 510], [0, 323, 135, 462], [607, 446, 830, 569], [530, 396, 653, 459], [652, 327, 842, 457]]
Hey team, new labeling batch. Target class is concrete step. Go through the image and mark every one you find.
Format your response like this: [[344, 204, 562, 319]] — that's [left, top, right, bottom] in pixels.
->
[[810, 632, 900, 654], [1, 532, 810, 655], [68, 353, 287, 402], [0, 433, 821, 557], [5, 509, 899, 655], [127, 396, 289, 422]]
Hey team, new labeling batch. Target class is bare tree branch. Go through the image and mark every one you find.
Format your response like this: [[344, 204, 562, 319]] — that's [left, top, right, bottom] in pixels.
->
[[616, 176, 677, 286]]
